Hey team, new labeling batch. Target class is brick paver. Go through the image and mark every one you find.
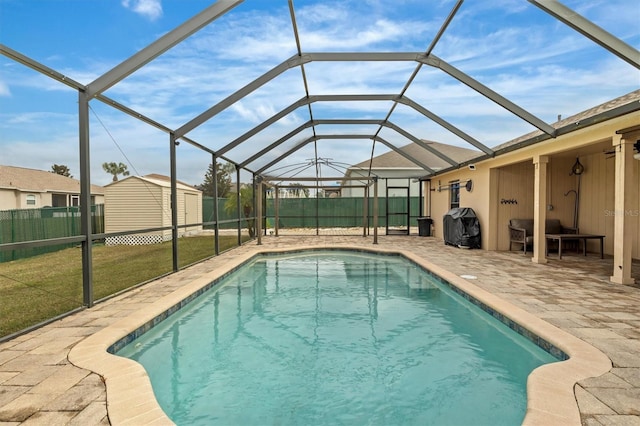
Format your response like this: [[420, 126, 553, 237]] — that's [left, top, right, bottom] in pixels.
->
[[1, 235, 639, 425]]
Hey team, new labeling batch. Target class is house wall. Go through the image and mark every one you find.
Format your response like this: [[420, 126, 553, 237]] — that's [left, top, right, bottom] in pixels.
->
[[424, 111, 640, 258], [0, 189, 104, 211], [579, 148, 639, 256], [343, 169, 423, 197], [0, 189, 19, 210]]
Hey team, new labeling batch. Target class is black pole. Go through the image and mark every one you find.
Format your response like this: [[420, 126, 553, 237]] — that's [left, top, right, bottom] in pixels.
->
[[78, 90, 93, 307], [212, 154, 219, 255], [170, 132, 179, 272], [236, 166, 241, 246]]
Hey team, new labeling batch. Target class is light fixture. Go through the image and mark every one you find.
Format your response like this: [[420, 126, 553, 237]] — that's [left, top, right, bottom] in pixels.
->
[[570, 157, 584, 175]]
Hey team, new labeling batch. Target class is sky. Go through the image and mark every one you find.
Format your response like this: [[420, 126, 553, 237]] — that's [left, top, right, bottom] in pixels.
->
[[0, 0, 639, 187]]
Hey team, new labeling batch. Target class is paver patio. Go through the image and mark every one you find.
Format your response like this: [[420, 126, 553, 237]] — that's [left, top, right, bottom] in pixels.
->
[[1, 235, 639, 425]]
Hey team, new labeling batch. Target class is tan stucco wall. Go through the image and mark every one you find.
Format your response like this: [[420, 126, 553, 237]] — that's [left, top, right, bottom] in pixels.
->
[[0, 190, 104, 211], [424, 111, 640, 258], [0, 190, 19, 210]]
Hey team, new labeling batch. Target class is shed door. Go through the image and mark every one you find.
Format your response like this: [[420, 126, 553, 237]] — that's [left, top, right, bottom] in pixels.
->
[[184, 193, 199, 232]]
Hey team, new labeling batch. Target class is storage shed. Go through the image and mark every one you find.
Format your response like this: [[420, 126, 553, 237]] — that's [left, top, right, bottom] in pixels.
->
[[104, 175, 202, 245]]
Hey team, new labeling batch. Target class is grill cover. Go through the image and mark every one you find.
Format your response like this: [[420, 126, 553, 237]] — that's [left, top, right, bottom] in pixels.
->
[[443, 207, 481, 249]]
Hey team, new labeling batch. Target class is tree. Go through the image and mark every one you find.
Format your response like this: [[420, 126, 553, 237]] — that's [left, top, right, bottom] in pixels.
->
[[224, 185, 255, 237], [50, 164, 72, 178], [102, 162, 130, 182], [197, 162, 232, 197]]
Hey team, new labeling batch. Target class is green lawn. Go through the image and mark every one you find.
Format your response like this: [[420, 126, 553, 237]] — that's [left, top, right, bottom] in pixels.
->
[[0, 235, 249, 338]]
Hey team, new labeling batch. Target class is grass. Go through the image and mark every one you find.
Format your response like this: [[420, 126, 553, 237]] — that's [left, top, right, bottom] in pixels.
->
[[0, 235, 249, 338]]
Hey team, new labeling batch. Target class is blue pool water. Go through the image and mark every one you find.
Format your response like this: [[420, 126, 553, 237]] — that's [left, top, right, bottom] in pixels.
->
[[117, 251, 559, 425]]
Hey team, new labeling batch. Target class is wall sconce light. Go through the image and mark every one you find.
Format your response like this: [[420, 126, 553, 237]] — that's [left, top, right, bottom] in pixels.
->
[[570, 157, 584, 175], [634, 140, 640, 160]]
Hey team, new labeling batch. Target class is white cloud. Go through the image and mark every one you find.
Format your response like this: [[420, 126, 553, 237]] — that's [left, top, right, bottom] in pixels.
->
[[0, 80, 10, 97], [121, 0, 163, 21]]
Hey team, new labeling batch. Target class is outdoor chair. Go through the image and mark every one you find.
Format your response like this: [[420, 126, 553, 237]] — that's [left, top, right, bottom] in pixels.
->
[[509, 218, 578, 255]]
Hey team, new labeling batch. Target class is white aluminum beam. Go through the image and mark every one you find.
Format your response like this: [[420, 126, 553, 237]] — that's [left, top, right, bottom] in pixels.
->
[[382, 122, 462, 165], [175, 53, 424, 139], [87, 0, 243, 98], [175, 56, 306, 138], [240, 118, 455, 171], [1, 44, 86, 91], [313, 119, 460, 166], [219, 93, 482, 166], [256, 134, 434, 175], [215, 97, 310, 156], [263, 176, 375, 182], [425, 0, 464, 56], [423, 55, 557, 136], [306, 52, 427, 62], [398, 96, 494, 155], [529, 0, 640, 69], [240, 122, 314, 168], [217, 94, 399, 158], [256, 136, 317, 174]]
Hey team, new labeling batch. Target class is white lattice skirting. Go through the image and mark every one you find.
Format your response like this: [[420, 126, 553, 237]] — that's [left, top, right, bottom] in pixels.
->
[[106, 234, 168, 246]]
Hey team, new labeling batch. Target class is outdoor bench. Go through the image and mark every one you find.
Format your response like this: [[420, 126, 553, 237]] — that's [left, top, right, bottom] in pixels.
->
[[508, 218, 577, 255]]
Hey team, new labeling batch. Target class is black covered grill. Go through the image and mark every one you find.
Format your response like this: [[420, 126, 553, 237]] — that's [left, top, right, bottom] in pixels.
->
[[443, 207, 481, 249]]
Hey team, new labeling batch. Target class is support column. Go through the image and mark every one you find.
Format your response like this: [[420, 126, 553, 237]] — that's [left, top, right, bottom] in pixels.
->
[[236, 167, 241, 246], [78, 90, 93, 307], [610, 132, 637, 284], [275, 185, 280, 237], [532, 155, 549, 264], [256, 177, 262, 245], [315, 182, 319, 236], [170, 132, 179, 272], [373, 177, 379, 244], [487, 168, 500, 250], [363, 185, 369, 237], [212, 155, 220, 255]]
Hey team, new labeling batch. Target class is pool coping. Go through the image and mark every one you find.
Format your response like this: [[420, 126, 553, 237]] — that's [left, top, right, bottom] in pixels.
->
[[68, 245, 612, 426]]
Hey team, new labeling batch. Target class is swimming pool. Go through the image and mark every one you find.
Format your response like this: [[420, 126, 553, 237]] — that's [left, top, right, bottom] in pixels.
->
[[116, 250, 560, 425]]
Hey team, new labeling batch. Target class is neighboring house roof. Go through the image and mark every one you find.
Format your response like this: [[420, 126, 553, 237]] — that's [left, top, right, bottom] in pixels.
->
[[0, 165, 104, 194], [105, 174, 201, 193], [350, 141, 480, 173], [493, 89, 640, 152]]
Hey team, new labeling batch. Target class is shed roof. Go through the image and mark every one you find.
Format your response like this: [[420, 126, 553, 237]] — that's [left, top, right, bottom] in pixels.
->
[[105, 174, 201, 193], [0, 165, 104, 195]]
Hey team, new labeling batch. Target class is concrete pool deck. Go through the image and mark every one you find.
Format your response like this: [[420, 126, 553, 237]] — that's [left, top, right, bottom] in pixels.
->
[[1, 235, 639, 425]]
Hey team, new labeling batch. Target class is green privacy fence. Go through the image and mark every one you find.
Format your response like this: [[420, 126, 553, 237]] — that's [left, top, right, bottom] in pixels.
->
[[2, 196, 421, 262], [202, 197, 241, 229], [0, 205, 104, 262], [265, 196, 421, 228]]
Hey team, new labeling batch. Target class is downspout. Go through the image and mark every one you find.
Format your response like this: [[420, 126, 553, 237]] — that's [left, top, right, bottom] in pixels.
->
[[564, 189, 578, 230]]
